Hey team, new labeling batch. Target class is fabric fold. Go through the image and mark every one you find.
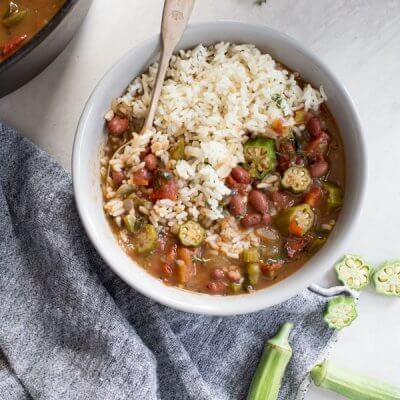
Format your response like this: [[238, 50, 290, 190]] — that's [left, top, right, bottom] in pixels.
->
[[0, 124, 341, 400]]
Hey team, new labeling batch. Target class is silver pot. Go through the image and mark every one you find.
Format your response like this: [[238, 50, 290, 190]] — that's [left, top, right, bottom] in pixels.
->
[[0, 0, 93, 98]]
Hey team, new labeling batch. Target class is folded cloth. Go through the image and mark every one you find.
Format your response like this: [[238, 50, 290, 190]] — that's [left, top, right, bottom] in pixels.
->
[[0, 124, 347, 400]]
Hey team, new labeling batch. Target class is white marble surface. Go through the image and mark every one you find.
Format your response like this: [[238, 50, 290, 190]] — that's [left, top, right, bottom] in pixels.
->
[[1, 0, 400, 398]]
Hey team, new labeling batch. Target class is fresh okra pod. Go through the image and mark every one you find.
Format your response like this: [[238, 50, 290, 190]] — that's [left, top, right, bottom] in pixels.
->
[[247, 323, 293, 400], [311, 360, 400, 400]]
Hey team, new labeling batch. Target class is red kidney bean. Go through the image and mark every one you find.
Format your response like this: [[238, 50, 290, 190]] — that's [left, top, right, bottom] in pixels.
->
[[241, 213, 262, 228], [285, 236, 312, 259], [310, 160, 329, 177], [307, 117, 322, 138], [144, 153, 158, 171], [212, 269, 225, 280], [107, 116, 129, 136], [229, 194, 246, 217], [231, 167, 251, 184], [227, 270, 241, 282], [269, 191, 295, 210], [111, 170, 125, 185], [133, 168, 151, 186], [248, 190, 269, 214], [261, 213, 272, 226], [206, 280, 226, 294]]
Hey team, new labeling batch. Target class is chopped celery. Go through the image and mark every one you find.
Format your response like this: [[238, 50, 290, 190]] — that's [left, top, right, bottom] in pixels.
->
[[311, 360, 400, 400], [116, 184, 136, 197], [324, 296, 357, 330], [275, 204, 314, 237], [335, 254, 372, 290], [230, 281, 243, 294], [135, 224, 158, 254], [244, 137, 277, 179], [281, 166, 312, 194], [123, 214, 136, 233], [373, 261, 400, 297], [178, 221, 205, 247], [243, 247, 260, 264], [247, 323, 293, 400], [176, 259, 188, 285], [247, 263, 261, 286]]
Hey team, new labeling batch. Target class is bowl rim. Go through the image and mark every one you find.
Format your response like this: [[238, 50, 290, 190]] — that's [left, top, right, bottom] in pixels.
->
[[0, 0, 81, 73], [72, 20, 367, 315]]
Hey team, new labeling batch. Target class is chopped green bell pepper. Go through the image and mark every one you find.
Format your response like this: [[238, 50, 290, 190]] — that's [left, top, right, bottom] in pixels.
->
[[307, 235, 327, 254], [2, 9, 27, 27], [244, 137, 277, 179]]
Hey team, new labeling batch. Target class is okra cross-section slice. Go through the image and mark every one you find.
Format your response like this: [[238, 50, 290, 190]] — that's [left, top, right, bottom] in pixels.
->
[[135, 224, 158, 254], [243, 137, 277, 179], [282, 166, 312, 193], [335, 254, 373, 290], [324, 296, 357, 330], [275, 204, 315, 237], [178, 220, 205, 247], [322, 181, 343, 211], [373, 261, 400, 297]]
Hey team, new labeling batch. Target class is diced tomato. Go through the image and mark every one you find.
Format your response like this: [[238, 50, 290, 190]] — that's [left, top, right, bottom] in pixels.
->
[[133, 168, 151, 186], [304, 186, 324, 208], [261, 261, 284, 276], [161, 263, 174, 277], [285, 236, 312, 259], [165, 243, 178, 264], [288, 219, 303, 237], [271, 118, 284, 134], [152, 178, 178, 201], [2, 34, 27, 57]]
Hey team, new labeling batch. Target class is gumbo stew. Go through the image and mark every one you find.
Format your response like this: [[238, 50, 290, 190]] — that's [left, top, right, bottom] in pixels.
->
[[0, 0, 67, 61], [101, 43, 346, 296]]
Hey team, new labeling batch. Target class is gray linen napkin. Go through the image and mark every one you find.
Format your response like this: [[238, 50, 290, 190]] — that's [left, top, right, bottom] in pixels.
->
[[0, 124, 348, 400]]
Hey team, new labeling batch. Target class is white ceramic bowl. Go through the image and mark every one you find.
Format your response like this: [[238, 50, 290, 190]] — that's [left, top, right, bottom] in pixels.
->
[[73, 21, 366, 315]]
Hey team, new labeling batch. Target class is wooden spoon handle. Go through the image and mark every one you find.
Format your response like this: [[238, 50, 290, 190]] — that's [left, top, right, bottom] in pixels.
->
[[142, 0, 195, 133]]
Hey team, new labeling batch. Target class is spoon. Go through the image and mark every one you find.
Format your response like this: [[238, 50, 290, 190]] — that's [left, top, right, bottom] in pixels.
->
[[107, 0, 194, 181]]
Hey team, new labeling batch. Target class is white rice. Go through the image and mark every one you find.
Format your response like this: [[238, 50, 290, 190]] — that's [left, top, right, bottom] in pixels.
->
[[103, 42, 327, 258]]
